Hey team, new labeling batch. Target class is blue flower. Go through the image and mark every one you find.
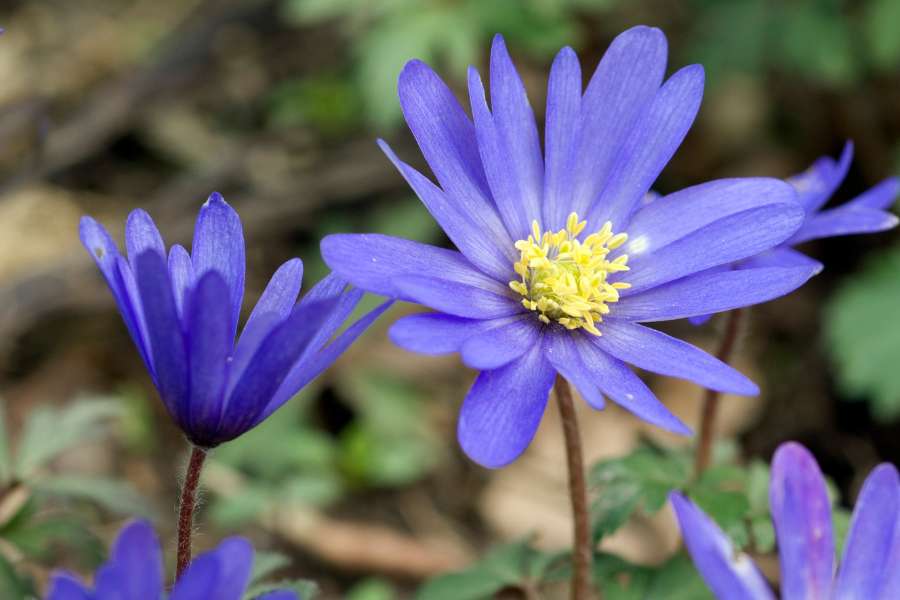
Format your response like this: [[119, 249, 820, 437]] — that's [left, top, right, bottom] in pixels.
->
[[689, 143, 898, 325], [671, 442, 900, 599], [45, 520, 298, 600], [81, 193, 389, 448], [321, 27, 817, 467]]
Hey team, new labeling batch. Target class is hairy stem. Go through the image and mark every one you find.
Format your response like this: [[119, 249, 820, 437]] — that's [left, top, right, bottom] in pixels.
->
[[694, 309, 745, 478], [555, 375, 595, 600], [176, 446, 207, 580]]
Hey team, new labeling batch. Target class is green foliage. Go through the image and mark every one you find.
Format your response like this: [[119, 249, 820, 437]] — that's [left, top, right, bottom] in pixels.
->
[[267, 75, 364, 137], [826, 243, 900, 421], [243, 551, 319, 599], [346, 578, 397, 600], [595, 553, 713, 600]]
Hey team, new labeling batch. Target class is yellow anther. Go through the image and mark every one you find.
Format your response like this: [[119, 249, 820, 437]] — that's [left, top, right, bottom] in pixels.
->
[[509, 213, 629, 336]]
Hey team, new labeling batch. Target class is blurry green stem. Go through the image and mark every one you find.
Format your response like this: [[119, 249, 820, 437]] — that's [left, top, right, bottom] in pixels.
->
[[555, 375, 596, 600], [176, 446, 207, 580], [694, 309, 745, 478]]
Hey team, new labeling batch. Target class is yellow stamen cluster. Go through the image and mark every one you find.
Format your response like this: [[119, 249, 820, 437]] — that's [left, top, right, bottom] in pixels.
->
[[509, 212, 630, 336]]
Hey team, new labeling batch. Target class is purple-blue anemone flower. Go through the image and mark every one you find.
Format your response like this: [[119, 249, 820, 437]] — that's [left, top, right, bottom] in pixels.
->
[[671, 442, 900, 600], [689, 143, 898, 325], [321, 26, 818, 468], [80, 193, 390, 448], [46, 520, 297, 600]]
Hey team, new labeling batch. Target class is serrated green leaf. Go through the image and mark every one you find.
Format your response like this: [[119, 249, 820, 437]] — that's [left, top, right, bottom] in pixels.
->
[[32, 476, 154, 517]]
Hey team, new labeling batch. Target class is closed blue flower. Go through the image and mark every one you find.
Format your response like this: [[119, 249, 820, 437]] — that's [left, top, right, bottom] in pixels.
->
[[45, 520, 298, 600], [671, 442, 900, 599], [321, 26, 817, 468], [81, 193, 389, 447]]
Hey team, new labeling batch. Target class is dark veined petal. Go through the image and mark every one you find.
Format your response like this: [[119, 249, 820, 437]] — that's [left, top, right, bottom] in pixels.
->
[[202, 538, 254, 600], [397, 60, 510, 245], [241, 258, 303, 343], [257, 299, 393, 426], [573, 334, 691, 434], [790, 206, 898, 244], [543, 46, 582, 230], [392, 274, 521, 319], [79, 216, 153, 374], [790, 141, 853, 214], [568, 26, 668, 218], [620, 179, 804, 293], [833, 463, 900, 600], [321, 233, 510, 300], [591, 319, 758, 395], [543, 331, 606, 409], [134, 250, 189, 428], [458, 342, 555, 468], [670, 493, 776, 600], [587, 63, 705, 230], [612, 265, 817, 322], [460, 315, 538, 370], [125, 208, 166, 264], [379, 139, 514, 280], [191, 192, 245, 340], [389, 313, 514, 355], [45, 573, 93, 600], [168, 244, 194, 320], [185, 271, 232, 445], [93, 520, 163, 600], [846, 176, 899, 211], [770, 442, 835, 600]]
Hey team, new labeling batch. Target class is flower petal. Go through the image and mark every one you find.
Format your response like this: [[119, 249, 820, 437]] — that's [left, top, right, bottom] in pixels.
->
[[170, 553, 219, 600], [790, 206, 898, 244], [572, 334, 691, 433], [568, 26, 668, 218], [321, 233, 509, 300], [588, 63, 705, 229], [876, 499, 900, 599], [543, 46, 582, 230], [834, 463, 900, 600], [125, 209, 166, 263], [670, 492, 776, 600], [740, 247, 823, 272], [94, 520, 163, 600], [543, 331, 606, 409], [612, 266, 817, 322], [458, 342, 555, 468], [242, 258, 304, 342], [255, 592, 299, 600], [591, 319, 758, 395], [392, 274, 520, 319], [191, 192, 245, 340], [168, 244, 194, 320], [134, 250, 189, 427], [185, 271, 232, 446], [294, 273, 363, 359], [45, 573, 93, 600], [389, 313, 510, 355], [204, 537, 254, 600], [379, 139, 514, 280], [790, 141, 852, 214], [460, 315, 538, 370], [769, 442, 835, 600], [846, 176, 899, 211]]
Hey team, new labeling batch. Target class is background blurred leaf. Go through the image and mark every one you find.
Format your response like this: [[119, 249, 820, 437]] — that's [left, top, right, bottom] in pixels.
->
[[346, 578, 397, 600], [32, 476, 154, 517], [862, 0, 900, 71], [0, 402, 11, 485], [0, 553, 34, 600], [826, 243, 900, 420]]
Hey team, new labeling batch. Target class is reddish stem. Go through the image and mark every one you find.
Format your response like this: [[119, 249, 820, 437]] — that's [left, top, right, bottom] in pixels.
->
[[176, 446, 207, 580]]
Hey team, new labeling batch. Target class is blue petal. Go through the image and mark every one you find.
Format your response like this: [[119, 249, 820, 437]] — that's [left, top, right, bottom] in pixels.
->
[[588, 63, 704, 229], [170, 553, 219, 600], [397, 60, 510, 244], [294, 273, 363, 362], [393, 274, 520, 319], [79, 216, 153, 374], [379, 139, 513, 280], [94, 520, 163, 600], [192, 192, 245, 341], [670, 492, 775, 600], [789, 141, 853, 214], [544, 331, 606, 409], [569, 333, 690, 433], [790, 206, 898, 244], [460, 315, 538, 370], [168, 244, 194, 320], [612, 266, 817, 322], [241, 258, 303, 343], [45, 573, 93, 600], [846, 176, 899, 211], [134, 250, 189, 429], [125, 209, 166, 265], [186, 271, 232, 445], [543, 46, 582, 231], [458, 342, 555, 468], [834, 463, 900, 600], [769, 442, 835, 600], [876, 496, 900, 599], [389, 313, 510, 355], [740, 247, 823, 272], [204, 537, 254, 600], [320, 234, 510, 300], [591, 319, 758, 395], [254, 592, 299, 600], [568, 26, 668, 218]]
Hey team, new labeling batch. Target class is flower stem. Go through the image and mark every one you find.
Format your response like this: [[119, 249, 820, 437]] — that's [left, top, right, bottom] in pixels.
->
[[694, 309, 745, 478], [555, 375, 595, 600], [176, 446, 207, 580]]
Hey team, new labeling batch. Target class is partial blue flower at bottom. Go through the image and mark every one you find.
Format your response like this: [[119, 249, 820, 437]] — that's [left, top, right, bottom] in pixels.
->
[[81, 193, 390, 447], [45, 520, 297, 600], [671, 442, 900, 599]]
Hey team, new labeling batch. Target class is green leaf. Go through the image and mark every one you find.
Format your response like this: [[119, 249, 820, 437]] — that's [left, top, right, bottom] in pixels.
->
[[0, 552, 34, 599], [826, 243, 900, 421], [347, 578, 396, 600], [15, 400, 123, 479], [32, 476, 154, 517], [595, 552, 713, 600], [0, 401, 11, 485], [250, 551, 291, 585], [245, 579, 318, 600], [863, 0, 900, 71]]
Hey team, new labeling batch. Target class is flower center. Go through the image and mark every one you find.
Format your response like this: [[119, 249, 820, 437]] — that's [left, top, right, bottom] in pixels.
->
[[509, 212, 631, 336]]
